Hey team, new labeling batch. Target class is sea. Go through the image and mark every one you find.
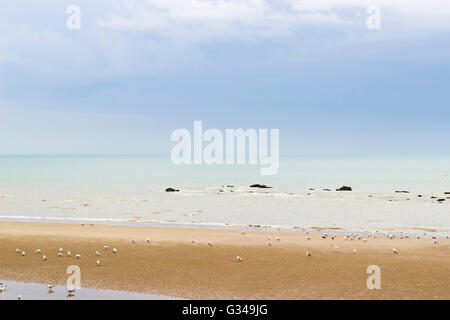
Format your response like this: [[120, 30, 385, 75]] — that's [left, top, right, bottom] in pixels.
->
[[0, 155, 449, 235]]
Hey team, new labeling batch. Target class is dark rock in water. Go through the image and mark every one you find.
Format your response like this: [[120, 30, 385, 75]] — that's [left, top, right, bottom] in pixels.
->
[[336, 186, 352, 191], [395, 190, 410, 193], [165, 188, 179, 192], [250, 184, 272, 189], [322, 189, 331, 191], [437, 198, 445, 202]]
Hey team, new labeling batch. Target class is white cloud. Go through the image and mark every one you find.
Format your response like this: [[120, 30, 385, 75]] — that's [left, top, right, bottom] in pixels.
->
[[97, 0, 348, 40], [97, 0, 450, 40]]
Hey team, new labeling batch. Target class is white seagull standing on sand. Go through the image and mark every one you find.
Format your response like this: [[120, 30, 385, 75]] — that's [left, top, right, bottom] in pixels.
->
[[16, 248, 21, 254], [76, 254, 82, 259], [21, 251, 26, 256], [131, 240, 136, 244], [96, 260, 101, 266], [58, 252, 63, 257], [146, 238, 151, 243], [104, 245, 109, 250], [393, 248, 399, 254], [236, 256, 243, 262], [113, 248, 117, 253], [306, 252, 312, 257], [67, 250, 71, 257], [42, 255, 47, 261], [96, 251, 101, 256], [58, 248, 63, 252], [267, 242, 272, 246], [35, 249, 41, 254], [306, 236, 311, 240], [276, 237, 280, 241]]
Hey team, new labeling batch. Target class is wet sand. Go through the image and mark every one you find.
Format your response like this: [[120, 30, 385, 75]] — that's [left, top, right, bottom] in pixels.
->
[[0, 221, 448, 299]]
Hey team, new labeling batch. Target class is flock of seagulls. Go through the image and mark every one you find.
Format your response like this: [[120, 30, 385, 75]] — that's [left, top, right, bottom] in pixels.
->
[[14, 241, 121, 268], [231, 229, 447, 263], [6, 225, 447, 299]]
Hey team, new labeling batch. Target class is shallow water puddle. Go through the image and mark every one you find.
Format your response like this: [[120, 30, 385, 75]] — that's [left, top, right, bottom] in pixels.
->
[[0, 280, 177, 300]]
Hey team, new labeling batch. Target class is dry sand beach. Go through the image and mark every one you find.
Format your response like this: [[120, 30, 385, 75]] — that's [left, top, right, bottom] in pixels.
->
[[0, 221, 448, 299]]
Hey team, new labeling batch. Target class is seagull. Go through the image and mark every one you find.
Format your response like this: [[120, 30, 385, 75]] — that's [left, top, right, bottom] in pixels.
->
[[67, 289, 76, 297], [267, 242, 272, 246], [146, 238, 151, 243], [58, 252, 63, 257], [416, 235, 420, 239], [131, 240, 136, 244], [96, 251, 101, 256], [96, 260, 101, 266], [42, 255, 47, 261], [306, 252, 312, 256], [191, 239, 195, 243], [58, 248, 63, 252], [113, 248, 117, 253], [306, 236, 311, 240], [236, 256, 243, 262], [0, 284, 7, 292], [21, 251, 26, 256], [17, 295, 22, 300], [47, 284, 55, 292], [75, 254, 82, 259], [352, 249, 357, 253], [104, 245, 109, 250], [433, 239, 438, 244], [207, 243, 213, 247], [15, 248, 21, 254], [393, 248, 399, 254], [67, 250, 71, 257], [276, 237, 280, 241], [35, 249, 41, 254]]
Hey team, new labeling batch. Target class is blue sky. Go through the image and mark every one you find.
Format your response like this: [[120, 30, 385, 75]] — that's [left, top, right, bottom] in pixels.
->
[[1, 0, 449, 156]]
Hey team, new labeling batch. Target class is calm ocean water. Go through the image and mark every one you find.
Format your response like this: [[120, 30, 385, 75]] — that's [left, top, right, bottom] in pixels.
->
[[0, 155, 449, 234]]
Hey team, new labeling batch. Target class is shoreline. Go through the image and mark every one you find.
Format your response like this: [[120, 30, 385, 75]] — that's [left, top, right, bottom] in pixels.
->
[[1, 221, 449, 299], [0, 216, 448, 238]]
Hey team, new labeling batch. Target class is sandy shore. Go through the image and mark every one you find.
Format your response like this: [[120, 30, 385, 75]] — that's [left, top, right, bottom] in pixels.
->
[[0, 221, 448, 299]]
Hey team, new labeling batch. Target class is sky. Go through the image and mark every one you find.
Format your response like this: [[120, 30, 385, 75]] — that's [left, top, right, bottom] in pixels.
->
[[1, 0, 449, 156]]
